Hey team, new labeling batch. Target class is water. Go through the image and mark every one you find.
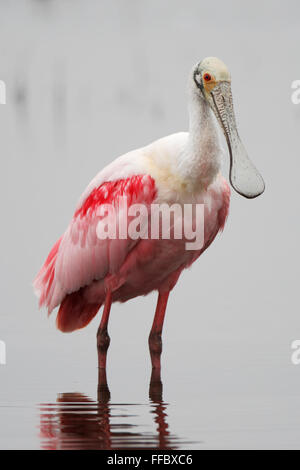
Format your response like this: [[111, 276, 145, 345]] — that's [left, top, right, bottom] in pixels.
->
[[1, 0, 300, 450], [38, 370, 188, 450], [2, 339, 300, 450]]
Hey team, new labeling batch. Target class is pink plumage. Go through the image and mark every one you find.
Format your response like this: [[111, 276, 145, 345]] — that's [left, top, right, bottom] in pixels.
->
[[34, 56, 264, 371], [34, 165, 230, 333], [34, 174, 158, 330]]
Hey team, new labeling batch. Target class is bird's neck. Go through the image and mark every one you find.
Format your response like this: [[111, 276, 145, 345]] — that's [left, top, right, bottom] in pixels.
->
[[178, 88, 222, 191]]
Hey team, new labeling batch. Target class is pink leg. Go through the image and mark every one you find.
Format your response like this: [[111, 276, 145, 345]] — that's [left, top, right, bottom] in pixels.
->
[[148, 291, 170, 370], [97, 290, 112, 369], [97, 367, 111, 403]]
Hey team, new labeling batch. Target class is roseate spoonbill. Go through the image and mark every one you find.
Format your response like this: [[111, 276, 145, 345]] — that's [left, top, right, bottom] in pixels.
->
[[34, 57, 265, 371]]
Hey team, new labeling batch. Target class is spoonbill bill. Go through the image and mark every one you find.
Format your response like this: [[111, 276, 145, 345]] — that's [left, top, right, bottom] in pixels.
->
[[34, 57, 265, 370]]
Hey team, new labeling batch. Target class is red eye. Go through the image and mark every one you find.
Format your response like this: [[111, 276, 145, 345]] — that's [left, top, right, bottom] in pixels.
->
[[204, 73, 212, 82]]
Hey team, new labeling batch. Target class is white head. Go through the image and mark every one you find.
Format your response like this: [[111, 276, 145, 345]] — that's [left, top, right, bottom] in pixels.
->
[[192, 57, 265, 199]]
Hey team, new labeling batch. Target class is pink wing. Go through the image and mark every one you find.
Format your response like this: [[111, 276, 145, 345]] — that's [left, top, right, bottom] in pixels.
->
[[34, 174, 156, 331]]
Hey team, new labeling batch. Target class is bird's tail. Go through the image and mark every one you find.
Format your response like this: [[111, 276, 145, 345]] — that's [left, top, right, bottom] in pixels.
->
[[56, 290, 101, 332], [34, 237, 101, 332], [33, 236, 62, 313]]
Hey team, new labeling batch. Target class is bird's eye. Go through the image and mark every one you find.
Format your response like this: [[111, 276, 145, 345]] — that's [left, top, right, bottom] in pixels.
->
[[203, 73, 212, 82]]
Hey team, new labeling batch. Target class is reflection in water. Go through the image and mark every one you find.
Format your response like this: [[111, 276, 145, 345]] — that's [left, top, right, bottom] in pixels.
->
[[39, 369, 190, 450]]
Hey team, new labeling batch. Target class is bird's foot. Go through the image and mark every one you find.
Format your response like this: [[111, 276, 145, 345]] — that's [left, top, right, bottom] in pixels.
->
[[149, 367, 163, 402], [97, 327, 110, 369], [148, 331, 162, 370], [97, 367, 111, 403]]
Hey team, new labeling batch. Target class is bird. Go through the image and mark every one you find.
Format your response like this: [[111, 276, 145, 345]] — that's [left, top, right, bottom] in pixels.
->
[[34, 57, 265, 371]]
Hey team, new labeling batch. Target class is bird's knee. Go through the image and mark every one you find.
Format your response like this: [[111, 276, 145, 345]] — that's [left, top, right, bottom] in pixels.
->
[[97, 328, 110, 352], [148, 332, 162, 355]]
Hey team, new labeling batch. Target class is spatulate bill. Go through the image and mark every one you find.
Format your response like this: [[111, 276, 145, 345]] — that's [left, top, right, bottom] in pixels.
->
[[210, 81, 265, 199]]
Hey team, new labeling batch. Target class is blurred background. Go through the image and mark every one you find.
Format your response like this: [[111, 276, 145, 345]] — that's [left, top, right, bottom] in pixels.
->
[[0, 0, 300, 449]]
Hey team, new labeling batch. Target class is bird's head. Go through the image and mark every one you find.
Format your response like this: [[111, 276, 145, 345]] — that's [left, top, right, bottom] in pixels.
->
[[193, 57, 265, 199]]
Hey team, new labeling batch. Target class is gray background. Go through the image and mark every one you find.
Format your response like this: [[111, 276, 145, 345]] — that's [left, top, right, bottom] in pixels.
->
[[0, 0, 300, 449]]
